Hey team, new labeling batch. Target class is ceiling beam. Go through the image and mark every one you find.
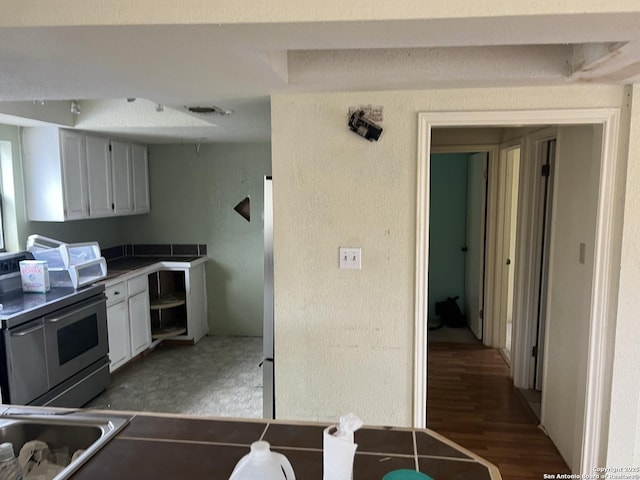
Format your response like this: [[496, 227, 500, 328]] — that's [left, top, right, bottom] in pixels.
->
[[571, 42, 640, 83]]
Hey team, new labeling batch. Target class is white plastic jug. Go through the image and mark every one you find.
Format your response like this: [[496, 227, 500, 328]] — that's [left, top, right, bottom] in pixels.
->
[[229, 441, 296, 480]]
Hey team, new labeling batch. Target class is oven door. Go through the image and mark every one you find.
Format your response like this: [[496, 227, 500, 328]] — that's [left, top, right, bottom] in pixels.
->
[[44, 294, 108, 388]]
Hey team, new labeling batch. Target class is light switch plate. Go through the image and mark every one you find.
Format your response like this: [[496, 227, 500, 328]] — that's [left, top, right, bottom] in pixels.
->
[[579, 242, 586, 264], [339, 247, 361, 269]]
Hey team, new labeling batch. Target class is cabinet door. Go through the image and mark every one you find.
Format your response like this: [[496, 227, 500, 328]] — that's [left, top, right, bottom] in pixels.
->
[[107, 301, 131, 372], [85, 135, 113, 218], [187, 263, 208, 343], [129, 290, 151, 356], [131, 143, 150, 214], [110, 140, 134, 215], [59, 130, 89, 219]]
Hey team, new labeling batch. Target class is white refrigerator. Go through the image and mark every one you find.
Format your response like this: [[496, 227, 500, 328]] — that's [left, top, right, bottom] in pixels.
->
[[263, 176, 275, 419]]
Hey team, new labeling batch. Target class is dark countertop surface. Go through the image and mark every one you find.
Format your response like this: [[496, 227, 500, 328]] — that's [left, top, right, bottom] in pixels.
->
[[103, 255, 204, 281], [70, 413, 501, 480]]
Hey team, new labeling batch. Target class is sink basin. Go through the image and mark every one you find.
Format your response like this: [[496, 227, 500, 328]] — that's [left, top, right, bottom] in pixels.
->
[[0, 411, 130, 479]]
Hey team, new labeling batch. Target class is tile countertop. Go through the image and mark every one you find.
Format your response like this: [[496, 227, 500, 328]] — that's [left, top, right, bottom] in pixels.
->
[[101, 255, 208, 283], [70, 412, 502, 480]]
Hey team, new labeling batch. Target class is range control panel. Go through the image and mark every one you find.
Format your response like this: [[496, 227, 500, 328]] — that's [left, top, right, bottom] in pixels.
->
[[0, 253, 32, 276]]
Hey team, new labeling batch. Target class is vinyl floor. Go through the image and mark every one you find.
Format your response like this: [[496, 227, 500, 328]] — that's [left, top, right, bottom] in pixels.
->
[[427, 342, 571, 480], [86, 335, 263, 418]]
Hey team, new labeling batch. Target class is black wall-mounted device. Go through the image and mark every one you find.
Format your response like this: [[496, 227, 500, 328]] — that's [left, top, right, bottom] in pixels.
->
[[348, 110, 383, 141]]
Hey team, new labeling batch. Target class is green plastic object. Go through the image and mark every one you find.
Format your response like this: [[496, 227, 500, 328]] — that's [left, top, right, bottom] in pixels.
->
[[382, 469, 434, 480]]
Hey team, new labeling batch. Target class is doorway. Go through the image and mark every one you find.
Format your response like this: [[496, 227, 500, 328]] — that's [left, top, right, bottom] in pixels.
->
[[414, 109, 621, 474], [427, 151, 488, 341]]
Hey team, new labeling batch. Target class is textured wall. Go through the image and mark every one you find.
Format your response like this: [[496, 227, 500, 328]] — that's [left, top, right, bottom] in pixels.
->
[[542, 125, 601, 471], [120, 142, 272, 336], [1, 1, 637, 26], [270, 84, 627, 429], [608, 85, 640, 466]]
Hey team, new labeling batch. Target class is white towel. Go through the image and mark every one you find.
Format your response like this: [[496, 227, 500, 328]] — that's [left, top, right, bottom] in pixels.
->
[[18, 440, 49, 472], [17, 440, 82, 480]]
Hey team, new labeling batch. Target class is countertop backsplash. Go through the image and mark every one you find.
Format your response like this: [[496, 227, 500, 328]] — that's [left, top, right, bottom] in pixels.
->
[[102, 243, 207, 260]]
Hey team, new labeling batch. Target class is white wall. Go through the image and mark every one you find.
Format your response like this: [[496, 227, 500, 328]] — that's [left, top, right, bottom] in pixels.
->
[[542, 125, 601, 472], [1, 1, 636, 26], [608, 84, 640, 467], [270, 84, 627, 427]]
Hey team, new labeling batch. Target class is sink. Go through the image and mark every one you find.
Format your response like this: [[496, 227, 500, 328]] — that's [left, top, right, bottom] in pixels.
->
[[0, 411, 130, 479]]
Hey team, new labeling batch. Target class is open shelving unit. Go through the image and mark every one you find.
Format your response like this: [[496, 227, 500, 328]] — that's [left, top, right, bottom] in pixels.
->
[[148, 270, 188, 341]]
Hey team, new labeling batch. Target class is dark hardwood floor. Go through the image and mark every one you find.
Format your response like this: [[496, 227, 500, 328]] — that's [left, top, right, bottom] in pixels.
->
[[427, 342, 570, 480]]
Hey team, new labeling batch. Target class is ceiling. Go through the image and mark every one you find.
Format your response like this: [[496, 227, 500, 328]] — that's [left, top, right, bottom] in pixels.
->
[[2, 9, 640, 143]]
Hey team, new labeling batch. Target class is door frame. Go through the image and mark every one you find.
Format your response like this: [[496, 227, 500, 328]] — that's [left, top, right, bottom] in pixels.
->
[[430, 145, 499, 345], [414, 108, 621, 473]]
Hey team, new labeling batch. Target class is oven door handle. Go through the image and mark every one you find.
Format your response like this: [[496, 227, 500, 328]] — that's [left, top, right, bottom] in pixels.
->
[[10, 323, 45, 337], [45, 297, 106, 324]]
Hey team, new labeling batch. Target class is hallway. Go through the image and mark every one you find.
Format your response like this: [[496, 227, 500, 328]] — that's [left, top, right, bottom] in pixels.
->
[[427, 342, 570, 480]]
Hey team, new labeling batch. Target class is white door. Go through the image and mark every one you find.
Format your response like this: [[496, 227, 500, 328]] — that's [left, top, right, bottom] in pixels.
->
[[85, 135, 113, 218], [186, 264, 208, 342], [131, 143, 150, 214], [110, 140, 134, 215], [495, 143, 521, 358], [59, 130, 88, 220], [464, 152, 488, 340], [534, 139, 556, 391]]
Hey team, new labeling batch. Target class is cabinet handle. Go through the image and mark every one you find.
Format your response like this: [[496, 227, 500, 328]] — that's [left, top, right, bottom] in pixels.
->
[[112, 203, 115, 210], [113, 291, 121, 295]]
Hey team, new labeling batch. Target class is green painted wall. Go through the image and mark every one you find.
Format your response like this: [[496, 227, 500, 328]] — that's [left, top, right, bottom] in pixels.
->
[[120, 142, 271, 336], [428, 153, 470, 319], [0, 123, 125, 252]]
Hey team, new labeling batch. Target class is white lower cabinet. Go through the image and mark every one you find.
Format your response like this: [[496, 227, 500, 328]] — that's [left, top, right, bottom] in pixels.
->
[[106, 301, 131, 372], [105, 261, 207, 372], [129, 290, 151, 356], [105, 274, 151, 372], [105, 281, 131, 372]]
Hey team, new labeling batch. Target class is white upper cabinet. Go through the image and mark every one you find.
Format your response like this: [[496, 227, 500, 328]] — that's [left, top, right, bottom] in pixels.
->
[[110, 140, 134, 216], [85, 135, 113, 218], [59, 130, 89, 220], [131, 143, 150, 214], [21, 127, 150, 221], [22, 127, 89, 221]]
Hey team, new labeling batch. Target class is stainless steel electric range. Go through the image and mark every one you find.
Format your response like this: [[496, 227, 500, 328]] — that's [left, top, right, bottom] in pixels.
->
[[0, 252, 109, 407]]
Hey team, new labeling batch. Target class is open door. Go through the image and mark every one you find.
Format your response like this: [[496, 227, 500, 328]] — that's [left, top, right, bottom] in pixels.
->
[[533, 139, 555, 391], [493, 142, 521, 358], [464, 153, 488, 340]]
